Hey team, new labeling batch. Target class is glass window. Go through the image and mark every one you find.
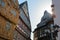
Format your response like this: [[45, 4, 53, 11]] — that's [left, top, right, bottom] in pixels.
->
[[50, 24, 54, 30], [1, 1, 5, 7], [22, 4, 29, 17], [0, 0, 5, 7], [0, 0, 1, 4], [20, 9, 30, 28], [13, 30, 17, 40], [10, 10, 16, 16], [6, 21, 11, 31], [13, 0, 16, 3]]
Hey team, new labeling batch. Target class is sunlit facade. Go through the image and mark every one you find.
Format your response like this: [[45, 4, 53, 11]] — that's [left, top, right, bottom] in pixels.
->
[[0, 0, 19, 40]]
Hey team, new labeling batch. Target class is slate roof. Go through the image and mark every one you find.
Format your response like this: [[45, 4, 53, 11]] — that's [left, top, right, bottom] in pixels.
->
[[19, 1, 27, 8], [37, 10, 53, 28]]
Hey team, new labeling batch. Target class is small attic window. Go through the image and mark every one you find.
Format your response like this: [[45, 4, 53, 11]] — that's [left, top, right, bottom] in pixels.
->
[[0, 0, 5, 7]]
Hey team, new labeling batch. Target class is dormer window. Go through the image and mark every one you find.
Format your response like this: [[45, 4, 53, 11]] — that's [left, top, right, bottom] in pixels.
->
[[0, 0, 5, 7]]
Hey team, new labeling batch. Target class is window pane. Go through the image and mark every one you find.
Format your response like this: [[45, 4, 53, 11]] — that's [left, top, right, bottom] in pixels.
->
[[20, 9, 30, 28], [10, 10, 16, 16], [0, 0, 5, 7], [6, 21, 11, 31], [2, 1, 5, 7], [13, 0, 16, 3], [0, 0, 1, 4]]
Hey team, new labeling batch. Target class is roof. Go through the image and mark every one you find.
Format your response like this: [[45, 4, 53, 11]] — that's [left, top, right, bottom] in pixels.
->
[[19, 1, 31, 31], [37, 10, 54, 28], [19, 1, 27, 8], [33, 10, 59, 32]]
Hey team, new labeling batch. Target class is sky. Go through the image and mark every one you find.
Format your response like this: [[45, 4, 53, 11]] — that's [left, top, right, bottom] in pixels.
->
[[18, 0, 52, 40]]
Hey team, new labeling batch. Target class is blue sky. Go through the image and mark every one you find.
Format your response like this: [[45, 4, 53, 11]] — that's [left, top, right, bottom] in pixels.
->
[[18, 0, 52, 40]]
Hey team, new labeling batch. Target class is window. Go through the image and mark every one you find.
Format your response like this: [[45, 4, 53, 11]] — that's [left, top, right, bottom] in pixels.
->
[[20, 9, 30, 28], [6, 21, 11, 31], [13, 30, 17, 40], [50, 24, 54, 30], [0, 0, 5, 7], [13, 0, 16, 3], [10, 10, 16, 16], [0, 0, 1, 4], [1, 1, 5, 7], [22, 4, 29, 17], [12, 0, 16, 6]]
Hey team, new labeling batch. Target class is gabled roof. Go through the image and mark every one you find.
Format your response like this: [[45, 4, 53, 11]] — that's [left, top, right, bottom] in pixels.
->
[[41, 10, 53, 22], [37, 10, 54, 28], [19, 1, 31, 31], [19, 1, 29, 18], [19, 1, 28, 8]]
